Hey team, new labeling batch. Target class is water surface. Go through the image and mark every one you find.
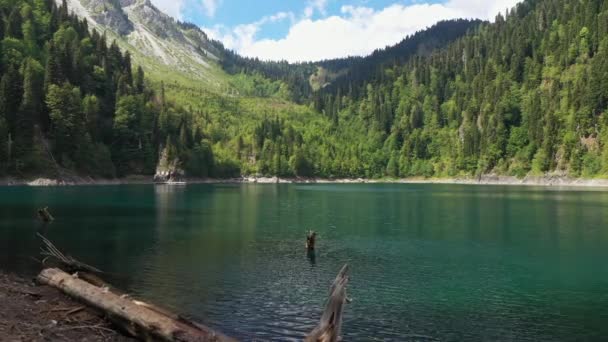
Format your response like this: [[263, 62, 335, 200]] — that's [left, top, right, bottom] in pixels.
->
[[1, 183, 607, 341]]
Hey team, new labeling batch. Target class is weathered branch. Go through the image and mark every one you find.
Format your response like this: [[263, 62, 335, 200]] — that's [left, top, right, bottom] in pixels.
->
[[306, 264, 350, 342], [37, 233, 102, 274]]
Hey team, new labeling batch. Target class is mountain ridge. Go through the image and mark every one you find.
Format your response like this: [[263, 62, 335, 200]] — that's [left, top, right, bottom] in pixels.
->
[[57, 0, 224, 87], [57, 0, 483, 97], [5, 0, 608, 181]]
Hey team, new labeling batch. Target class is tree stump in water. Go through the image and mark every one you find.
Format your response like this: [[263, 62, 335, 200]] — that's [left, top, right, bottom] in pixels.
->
[[306, 230, 317, 250], [306, 264, 350, 342], [37, 207, 54, 223]]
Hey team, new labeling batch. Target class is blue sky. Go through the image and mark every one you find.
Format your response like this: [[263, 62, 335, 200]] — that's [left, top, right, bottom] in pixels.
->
[[151, 0, 522, 62], [183, 1, 440, 40]]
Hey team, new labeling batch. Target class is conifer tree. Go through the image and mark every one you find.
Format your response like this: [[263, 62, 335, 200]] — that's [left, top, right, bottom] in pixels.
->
[[6, 8, 23, 39], [0, 66, 23, 134]]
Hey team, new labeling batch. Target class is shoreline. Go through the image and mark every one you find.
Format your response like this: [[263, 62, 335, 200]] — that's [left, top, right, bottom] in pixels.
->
[[0, 271, 131, 341], [3, 174, 608, 188]]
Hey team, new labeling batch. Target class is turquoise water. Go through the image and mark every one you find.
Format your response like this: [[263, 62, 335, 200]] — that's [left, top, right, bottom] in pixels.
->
[[1, 184, 608, 341]]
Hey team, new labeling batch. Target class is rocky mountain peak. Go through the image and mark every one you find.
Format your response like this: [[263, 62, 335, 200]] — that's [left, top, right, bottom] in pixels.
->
[[58, 0, 221, 79]]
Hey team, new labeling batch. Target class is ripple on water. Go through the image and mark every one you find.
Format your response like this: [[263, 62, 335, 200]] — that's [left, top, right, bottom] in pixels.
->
[[2, 184, 608, 340]]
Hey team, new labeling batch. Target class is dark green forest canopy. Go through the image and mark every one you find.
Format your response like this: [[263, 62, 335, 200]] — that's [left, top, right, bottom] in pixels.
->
[[0, 0, 217, 178], [2, 0, 608, 180], [216, 19, 482, 104], [216, 0, 608, 178]]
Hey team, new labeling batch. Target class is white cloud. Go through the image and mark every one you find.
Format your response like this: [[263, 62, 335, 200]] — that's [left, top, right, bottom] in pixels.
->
[[201, 0, 222, 17], [447, 0, 523, 20], [150, 0, 185, 20], [205, 11, 295, 54], [304, 0, 328, 19], [213, 0, 523, 62], [150, 0, 223, 20]]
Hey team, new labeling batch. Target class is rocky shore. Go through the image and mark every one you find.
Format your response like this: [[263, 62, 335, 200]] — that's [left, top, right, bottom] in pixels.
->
[[0, 272, 131, 341], [3, 174, 608, 188]]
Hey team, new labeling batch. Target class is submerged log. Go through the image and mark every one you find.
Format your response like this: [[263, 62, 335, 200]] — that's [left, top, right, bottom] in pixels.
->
[[37, 268, 235, 342], [307, 249, 316, 265], [306, 264, 350, 342]]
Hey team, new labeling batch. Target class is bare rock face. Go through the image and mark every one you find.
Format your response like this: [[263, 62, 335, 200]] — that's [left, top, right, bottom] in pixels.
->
[[57, 0, 221, 78], [130, 2, 176, 39], [79, 0, 133, 35], [94, 11, 133, 35], [118, 0, 137, 6], [154, 144, 185, 182], [125, 0, 221, 59]]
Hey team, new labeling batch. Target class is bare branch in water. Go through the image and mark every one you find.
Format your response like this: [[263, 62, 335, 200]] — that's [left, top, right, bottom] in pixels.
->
[[37, 233, 103, 274]]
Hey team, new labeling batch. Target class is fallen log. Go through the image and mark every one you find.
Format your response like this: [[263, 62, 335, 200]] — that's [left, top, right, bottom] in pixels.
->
[[305, 264, 350, 342], [37, 268, 235, 342]]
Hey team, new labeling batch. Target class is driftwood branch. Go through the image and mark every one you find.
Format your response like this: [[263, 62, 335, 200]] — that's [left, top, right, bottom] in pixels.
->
[[306, 264, 350, 342], [37, 233, 102, 274], [37, 268, 235, 342]]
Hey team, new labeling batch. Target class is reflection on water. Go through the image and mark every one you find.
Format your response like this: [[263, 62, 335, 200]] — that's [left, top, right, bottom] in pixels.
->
[[1, 184, 608, 340], [307, 249, 316, 266]]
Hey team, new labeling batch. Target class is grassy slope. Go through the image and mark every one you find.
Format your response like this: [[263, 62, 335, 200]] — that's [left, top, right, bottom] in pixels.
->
[[135, 43, 334, 176]]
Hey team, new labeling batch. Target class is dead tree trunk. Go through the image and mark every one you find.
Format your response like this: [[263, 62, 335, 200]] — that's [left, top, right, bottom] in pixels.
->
[[306, 231, 317, 250], [37, 207, 54, 223], [37, 268, 235, 342], [305, 264, 350, 342]]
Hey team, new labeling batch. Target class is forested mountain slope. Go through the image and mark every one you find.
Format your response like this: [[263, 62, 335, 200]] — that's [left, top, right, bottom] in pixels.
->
[[0, 0, 224, 179], [217, 19, 482, 104], [3, 0, 608, 180], [325, 0, 608, 178], [219, 0, 608, 179], [1, 0, 480, 180]]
